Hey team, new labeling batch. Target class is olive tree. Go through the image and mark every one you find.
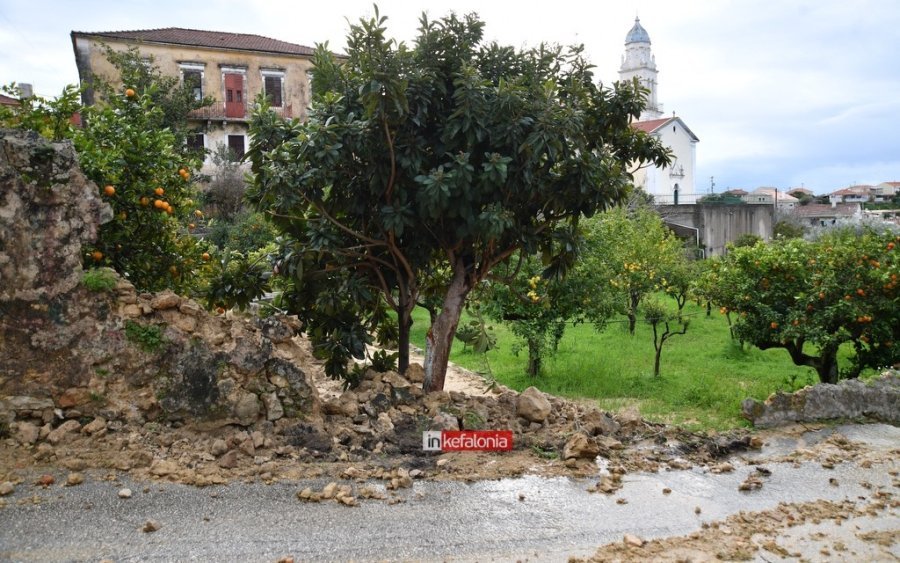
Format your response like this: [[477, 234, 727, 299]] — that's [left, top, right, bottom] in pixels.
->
[[247, 9, 669, 390]]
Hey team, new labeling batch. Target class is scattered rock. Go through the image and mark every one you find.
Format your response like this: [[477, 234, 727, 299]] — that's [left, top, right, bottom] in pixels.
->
[[142, 519, 161, 533], [35, 474, 55, 487], [15, 422, 39, 445], [150, 459, 179, 477], [516, 387, 552, 423], [563, 432, 601, 460], [66, 473, 84, 486], [81, 417, 107, 435], [322, 482, 338, 500], [217, 450, 239, 469], [118, 488, 133, 499], [623, 533, 644, 548], [711, 462, 735, 474], [47, 419, 82, 445], [210, 439, 229, 457], [0, 481, 14, 496]]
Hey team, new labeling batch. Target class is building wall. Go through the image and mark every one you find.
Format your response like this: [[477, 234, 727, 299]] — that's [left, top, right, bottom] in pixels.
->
[[657, 204, 774, 257], [73, 35, 313, 173], [634, 122, 697, 205]]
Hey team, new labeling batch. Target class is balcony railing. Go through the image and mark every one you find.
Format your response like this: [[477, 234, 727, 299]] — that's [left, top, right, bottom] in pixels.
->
[[188, 102, 294, 121]]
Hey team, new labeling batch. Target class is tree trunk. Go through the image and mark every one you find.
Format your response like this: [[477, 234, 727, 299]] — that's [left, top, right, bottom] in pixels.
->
[[627, 291, 640, 335], [397, 307, 411, 375], [816, 347, 839, 384], [527, 337, 542, 377], [651, 322, 662, 377], [423, 260, 471, 392]]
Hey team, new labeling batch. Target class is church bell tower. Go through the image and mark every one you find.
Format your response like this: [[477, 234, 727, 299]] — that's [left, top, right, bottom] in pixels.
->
[[619, 17, 663, 119]]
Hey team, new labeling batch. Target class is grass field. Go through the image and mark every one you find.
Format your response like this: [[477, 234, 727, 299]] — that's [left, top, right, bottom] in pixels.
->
[[409, 298, 831, 431]]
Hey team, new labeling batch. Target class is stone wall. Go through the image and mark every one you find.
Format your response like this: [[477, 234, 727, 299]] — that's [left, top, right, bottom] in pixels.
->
[[0, 129, 320, 430], [741, 372, 900, 428]]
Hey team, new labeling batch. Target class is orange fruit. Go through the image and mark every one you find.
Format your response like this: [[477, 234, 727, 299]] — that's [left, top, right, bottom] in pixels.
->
[[770, 321, 779, 329], [103, 185, 115, 196], [125, 88, 136, 98], [154, 187, 165, 196], [178, 168, 190, 180], [117, 212, 127, 220], [188, 223, 196, 230], [194, 209, 203, 218], [888, 242, 895, 250], [154, 199, 165, 209], [856, 288, 865, 297], [216, 306, 226, 315], [201, 252, 211, 261], [139, 197, 150, 207], [91, 250, 103, 262]]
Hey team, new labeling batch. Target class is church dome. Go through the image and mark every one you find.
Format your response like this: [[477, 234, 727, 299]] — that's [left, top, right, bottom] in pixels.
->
[[625, 17, 651, 44]]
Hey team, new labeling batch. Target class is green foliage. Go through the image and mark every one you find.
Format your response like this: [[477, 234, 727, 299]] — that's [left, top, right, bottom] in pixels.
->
[[369, 349, 399, 372], [581, 206, 688, 334], [729, 233, 762, 248], [774, 219, 806, 239], [245, 8, 670, 388], [204, 250, 271, 311], [696, 229, 899, 382], [206, 211, 277, 256], [483, 253, 587, 376], [0, 83, 82, 141], [125, 320, 166, 352], [455, 305, 497, 354], [81, 268, 118, 292], [201, 143, 248, 220]]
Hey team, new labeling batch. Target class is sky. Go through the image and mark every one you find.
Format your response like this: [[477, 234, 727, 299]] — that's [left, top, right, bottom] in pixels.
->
[[1, 0, 899, 195]]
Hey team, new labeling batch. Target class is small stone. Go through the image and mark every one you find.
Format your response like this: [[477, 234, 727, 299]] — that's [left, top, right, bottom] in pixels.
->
[[276, 557, 295, 563], [47, 419, 82, 445], [150, 291, 180, 310], [81, 417, 107, 435], [518, 492, 526, 502], [694, 506, 702, 514], [218, 450, 239, 469], [118, 488, 133, 499], [616, 498, 628, 505], [338, 495, 357, 506], [150, 459, 179, 476], [563, 432, 601, 460], [15, 421, 40, 445], [210, 439, 229, 457], [36, 474, 55, 487], [142, 519, 161, 533], [66, 473, 84, 486], [623, 533, 644, 548], [710, 462, 735, 474], [0, 481, 14, 496], [436, 458, 449, 467], [322, 482, 338, 500], [662, 488, 672, 495], [297, 487, 313, 500]]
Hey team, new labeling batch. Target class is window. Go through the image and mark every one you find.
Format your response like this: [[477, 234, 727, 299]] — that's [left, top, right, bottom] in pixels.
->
[[180, 65, 205, 100], [227, 135, 245, 158], [187, 133, 205, 152], [263, 72, 284, 107]]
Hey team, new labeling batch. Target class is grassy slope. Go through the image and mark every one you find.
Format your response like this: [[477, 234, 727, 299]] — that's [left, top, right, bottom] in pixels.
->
[[409, 299, 824, 431]]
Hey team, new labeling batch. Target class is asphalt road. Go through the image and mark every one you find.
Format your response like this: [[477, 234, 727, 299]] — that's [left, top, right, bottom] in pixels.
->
[[1, 424, 897, 562]]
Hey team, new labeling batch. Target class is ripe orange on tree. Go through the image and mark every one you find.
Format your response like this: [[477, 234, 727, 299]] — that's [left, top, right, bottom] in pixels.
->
[[154, 187, 165, 196], [125, 88, 136, 98], [103, 185, 116, 196], [91, 250, 103, 262], [201, 252, 211, 261]]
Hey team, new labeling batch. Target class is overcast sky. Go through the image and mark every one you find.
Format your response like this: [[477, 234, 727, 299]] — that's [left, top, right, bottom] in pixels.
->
[[1, 0, 898, 194]]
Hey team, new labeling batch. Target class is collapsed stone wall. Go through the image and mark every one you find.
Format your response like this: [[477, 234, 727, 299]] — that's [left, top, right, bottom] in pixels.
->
[[741, 372, 900, 428], [0, 128, 319, 431]]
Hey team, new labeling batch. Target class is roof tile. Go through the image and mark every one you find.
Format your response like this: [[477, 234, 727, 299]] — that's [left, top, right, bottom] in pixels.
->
[[73, 27, 315, 56]]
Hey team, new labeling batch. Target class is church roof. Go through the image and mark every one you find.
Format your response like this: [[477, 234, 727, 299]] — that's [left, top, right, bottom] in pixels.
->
[[631, 116, 700, 142], [625, 17, 651, 44]]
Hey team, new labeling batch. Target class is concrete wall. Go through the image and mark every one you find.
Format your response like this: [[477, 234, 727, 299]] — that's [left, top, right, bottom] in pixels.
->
[[657, 204, 774, 257]]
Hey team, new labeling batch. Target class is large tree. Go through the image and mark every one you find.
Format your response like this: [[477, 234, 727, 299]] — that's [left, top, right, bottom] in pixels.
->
[[247, 10, 669, 390]]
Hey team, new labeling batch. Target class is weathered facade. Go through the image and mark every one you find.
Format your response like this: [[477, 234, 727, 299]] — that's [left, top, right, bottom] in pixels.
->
[[70, 28, 316, 172], [657, 203, 774, 257]]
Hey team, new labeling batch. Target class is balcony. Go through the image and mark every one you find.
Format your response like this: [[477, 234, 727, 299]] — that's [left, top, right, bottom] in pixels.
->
[[188, 102, 294, 121]]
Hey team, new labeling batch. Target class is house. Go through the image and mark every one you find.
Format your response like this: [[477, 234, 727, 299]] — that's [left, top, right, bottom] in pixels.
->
[[71, 27, 316, 169], [789, 202, 862, 227], [621, 18, 699, 205], [0, 93, 20, 108], [873, 181, 900, 202], [828, 185, 872, 204], [742, 187, 799, 211]]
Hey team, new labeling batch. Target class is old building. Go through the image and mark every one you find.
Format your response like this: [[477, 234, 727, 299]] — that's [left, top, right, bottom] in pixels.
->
[[71, 27, 316, 170], [621, 18, 699, 204]]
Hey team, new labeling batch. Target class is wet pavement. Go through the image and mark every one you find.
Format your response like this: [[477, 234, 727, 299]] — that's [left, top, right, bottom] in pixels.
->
[[0, 424, 897, 562]]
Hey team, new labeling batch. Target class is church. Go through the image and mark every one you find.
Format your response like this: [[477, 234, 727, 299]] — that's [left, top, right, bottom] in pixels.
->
[[620, 18, 699, 205]]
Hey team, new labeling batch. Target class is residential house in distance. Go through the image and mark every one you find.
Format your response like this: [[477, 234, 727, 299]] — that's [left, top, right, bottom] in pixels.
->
[[873, 181, 900, 203], [71, 28, 316, 171], [741, 187, 799, 211], [828, 185, 873, 204], [789, 202, 862, 227], [620, 18, 699, 205]]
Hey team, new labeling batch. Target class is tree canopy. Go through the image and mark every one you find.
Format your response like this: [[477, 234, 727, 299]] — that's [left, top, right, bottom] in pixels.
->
[[247, 9, 670, 390]]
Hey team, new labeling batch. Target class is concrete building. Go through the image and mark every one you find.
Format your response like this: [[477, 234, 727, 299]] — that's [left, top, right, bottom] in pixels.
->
[[873, 182, 900, 202], [71, 28, 316, 170], [790, 202, 862, 227], [828, 185, 873, 204], [621, 18, 699, 205]]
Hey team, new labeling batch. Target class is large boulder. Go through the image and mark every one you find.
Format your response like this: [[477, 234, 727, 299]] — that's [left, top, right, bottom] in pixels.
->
[[516, 386, 552, 423]]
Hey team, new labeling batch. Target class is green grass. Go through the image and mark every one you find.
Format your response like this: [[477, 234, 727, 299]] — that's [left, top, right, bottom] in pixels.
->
[[409, 299, 829, 431]]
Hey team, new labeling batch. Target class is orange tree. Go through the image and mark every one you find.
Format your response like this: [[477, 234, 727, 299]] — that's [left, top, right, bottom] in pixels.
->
[[696, 228, 899, 382], [74, 86, 210, 292]]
